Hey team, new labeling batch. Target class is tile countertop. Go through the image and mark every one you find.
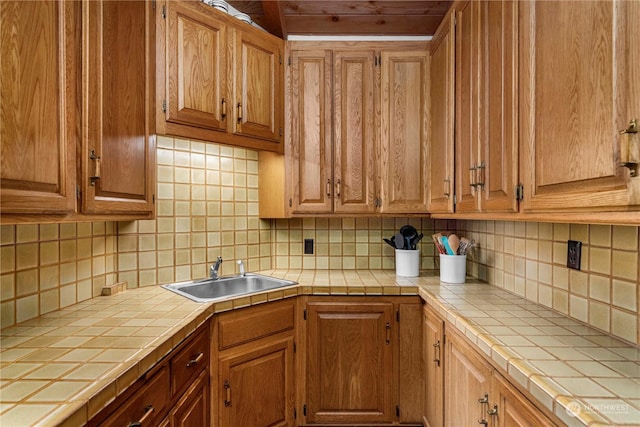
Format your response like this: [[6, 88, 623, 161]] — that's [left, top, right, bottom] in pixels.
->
[[0, 270, 637, 427]]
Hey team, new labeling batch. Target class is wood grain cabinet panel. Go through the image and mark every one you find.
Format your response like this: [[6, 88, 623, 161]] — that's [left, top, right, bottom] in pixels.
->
[[304, 301, 395, 424], [380, 50, 429, 213], [427, 13, 455, 214], [165, 0, 227, 132], [82, 0, 155, 215], [423, 304, 444, 427], [233, 28, 284, 143], [520, 0, 640, 211], [0, 0, 78, 215], [494, 372, 556, 427]]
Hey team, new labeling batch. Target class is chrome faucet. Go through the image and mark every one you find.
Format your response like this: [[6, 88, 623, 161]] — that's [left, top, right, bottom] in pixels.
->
[[237, 259, 246, 277], [210, 256, 223, 279]]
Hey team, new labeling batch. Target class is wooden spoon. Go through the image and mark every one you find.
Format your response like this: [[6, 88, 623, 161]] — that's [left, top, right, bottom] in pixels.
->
[[448, 234, 460, 255]]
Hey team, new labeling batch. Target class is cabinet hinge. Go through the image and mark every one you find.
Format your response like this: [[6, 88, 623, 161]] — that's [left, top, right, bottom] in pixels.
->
[[279, 127, 283, 137], [162, 100, 167, 113], [279, 55, 282, 65], [289, 198, 292, 208], [288, 56, 291, 66], [515, 184, 524, 201], [294, 409, 297, 419], [396, 310, 400, 322], [303, 405, 307, 416], [152, 194, 156, 204], [396, 405, 400, 417], [303, 308, 307, 320], [453, 194, 457, 206], [162, 4, 166, 19], [76, 185, 80, 199], [293, 341, 297, 353]]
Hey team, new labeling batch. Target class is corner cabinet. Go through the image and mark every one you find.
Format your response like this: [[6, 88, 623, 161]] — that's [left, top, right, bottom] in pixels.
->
[[300, 296, 423, 425], [82, 0, 156, 215], [519, 0, 640, 212], [1, 1, 78, 215], [157, 0, 284, 152]]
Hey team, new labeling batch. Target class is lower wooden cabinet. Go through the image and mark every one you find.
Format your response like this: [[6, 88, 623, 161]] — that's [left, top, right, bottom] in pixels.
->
[[423, 304, 444, 427], [300, 296, 423, 425], [213, 299, 296, 427], [494, 372, 556, 427], [170, 370, 210, 427]]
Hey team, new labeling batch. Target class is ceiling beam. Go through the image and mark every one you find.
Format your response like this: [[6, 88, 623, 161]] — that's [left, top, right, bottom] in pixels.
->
[[261, 1, 287, 39]]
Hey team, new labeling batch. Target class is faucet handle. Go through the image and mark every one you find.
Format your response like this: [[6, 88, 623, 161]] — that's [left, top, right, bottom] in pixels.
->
[[237, 259, 246, 276]]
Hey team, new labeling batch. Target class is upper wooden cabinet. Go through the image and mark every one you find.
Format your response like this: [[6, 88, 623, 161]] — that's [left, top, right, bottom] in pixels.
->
[[1, 0, 155, 222], [519, 0, 640, 212], [454, 0, 518, 214], [165, 0, 227, 132], [233, 28, 284, 143], [157, 0, 284, 152], [82, 0, 155, 215], [0, 1, 78, 215], [379, 50, 430, 213], [289, 48, 377, 215], [427, 13, 455, 214]]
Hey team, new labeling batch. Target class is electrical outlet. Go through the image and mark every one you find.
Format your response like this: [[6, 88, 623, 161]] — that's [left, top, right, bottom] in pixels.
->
[[567, 240, 582, 270], [304, 239, 314, 254]]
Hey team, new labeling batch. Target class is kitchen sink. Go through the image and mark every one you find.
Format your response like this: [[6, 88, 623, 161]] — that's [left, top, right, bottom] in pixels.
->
[[162, 273, 298, 303]]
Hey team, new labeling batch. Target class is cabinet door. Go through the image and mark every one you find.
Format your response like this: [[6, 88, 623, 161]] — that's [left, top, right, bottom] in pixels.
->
[[170, 370, 210, 427], [494, 373, 555, 427], [445, 330, 493, 427], [0, 0, 78, 215], [82, 0, 155, 214], [423, 305, 444, 427], [289, 50, 333, 213], [165, 0, 227, 131], [520, 0, 640, 211], [479, 0, 518, 213], [333, 50, 377, 214], [428, 13, 455, 214], [305, 301, 394, 424], [218, 335, 294, 427], [380, 50, 429, 213], [234, 28, 283, 143], [454, 0, 481, 213], [398, 303, 425, 423]]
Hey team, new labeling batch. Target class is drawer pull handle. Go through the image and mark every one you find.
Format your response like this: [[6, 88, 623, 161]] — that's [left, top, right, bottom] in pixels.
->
[[221, 98, 227, 119], [237, 103, 242, 122], [224, 380, 232, 407], [385, 322, 391, 345], [186, 352, 204, 367], [433, 340, 440, 366], [129, 404, 154, 427]]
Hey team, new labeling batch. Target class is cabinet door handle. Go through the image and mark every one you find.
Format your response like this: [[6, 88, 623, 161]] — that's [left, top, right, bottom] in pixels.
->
[[477, 419, 488, 426], [89, 149, 101, 186], [224, 380, 232, 407], [620, 119, 638, 134], [336, 179, 341, 198], [469, 164, 477, 188], [478, 393, 489, 404], [128, 404, 154, 427], [186, 352, 204, 367], [237, 103, 242, 122], [433, 340, 440, 366], [326, 179, 331, 198], [476, 161, 485, 190], [487, 404, 498, 416], [443, 178, 450, 198], [385, 322, 391, 345], [221, 98, 227, 119]]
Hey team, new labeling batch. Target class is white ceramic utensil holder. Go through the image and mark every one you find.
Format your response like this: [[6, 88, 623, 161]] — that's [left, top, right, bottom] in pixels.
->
[[396, 249, 420, 277], [439, 254, 467, 283]]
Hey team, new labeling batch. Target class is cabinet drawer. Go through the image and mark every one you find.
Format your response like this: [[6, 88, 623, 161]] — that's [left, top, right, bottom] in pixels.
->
[[99, 365, 170, 427], [171, 325, 210, 395], [217, 299, 295, 350]]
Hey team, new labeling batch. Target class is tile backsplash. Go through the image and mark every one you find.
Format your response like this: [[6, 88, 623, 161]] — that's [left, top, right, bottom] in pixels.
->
[[458, 220, 640, 345], [1, 136, 638, 345]]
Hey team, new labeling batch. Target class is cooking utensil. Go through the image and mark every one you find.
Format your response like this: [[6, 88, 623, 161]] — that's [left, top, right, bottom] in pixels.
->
[[394, 232, 405, 249], [383, 238, 396, 249], [400, 225, 418, 249], [432, 233, 445, 254], [410, 233, 424, 250], [448, 234, 460, 255], [440, 236, 455, 255]]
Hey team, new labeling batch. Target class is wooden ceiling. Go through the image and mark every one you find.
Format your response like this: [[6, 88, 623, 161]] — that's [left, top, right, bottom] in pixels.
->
[[226, 1, 453, 38]]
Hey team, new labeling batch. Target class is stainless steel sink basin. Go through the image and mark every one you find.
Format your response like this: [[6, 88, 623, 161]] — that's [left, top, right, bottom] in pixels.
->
[[162, 273, 298, 303]]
